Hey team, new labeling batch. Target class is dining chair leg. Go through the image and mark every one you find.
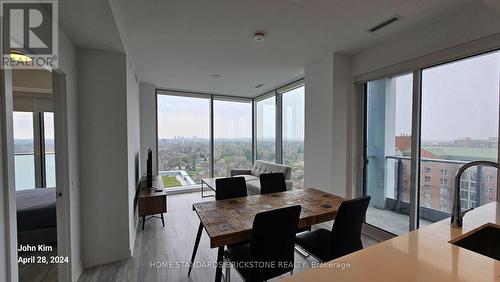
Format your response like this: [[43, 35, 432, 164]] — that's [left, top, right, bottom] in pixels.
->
[[224, 259, 231, 282], [215, 246, 224, 282], [188, 222, 203, 275]]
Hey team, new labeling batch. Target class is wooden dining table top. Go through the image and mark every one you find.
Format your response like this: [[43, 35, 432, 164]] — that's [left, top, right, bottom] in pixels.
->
[[192, 188, 344, 248]]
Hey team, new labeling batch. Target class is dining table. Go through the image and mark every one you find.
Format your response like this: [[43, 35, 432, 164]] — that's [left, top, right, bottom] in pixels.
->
[[188, 187, 344, 282]]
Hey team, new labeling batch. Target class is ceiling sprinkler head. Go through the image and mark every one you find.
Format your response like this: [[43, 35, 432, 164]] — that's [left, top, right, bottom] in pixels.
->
[[253, 32, 265, 41]]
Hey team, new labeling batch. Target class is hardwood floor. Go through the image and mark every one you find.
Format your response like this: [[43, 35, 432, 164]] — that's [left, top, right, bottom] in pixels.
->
[[18, 245, 58, 282], [79, 191, 380, 282]]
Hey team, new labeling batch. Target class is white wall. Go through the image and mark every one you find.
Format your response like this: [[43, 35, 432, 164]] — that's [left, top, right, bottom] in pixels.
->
[[126, 58, 140, 255], [304, 54, 334, 192], [304, 53, 351, 197], [57, 28, 82, 281], [331, 54, 350, 198], [77, 48, 131, 267], [139, 83, 156, 175]]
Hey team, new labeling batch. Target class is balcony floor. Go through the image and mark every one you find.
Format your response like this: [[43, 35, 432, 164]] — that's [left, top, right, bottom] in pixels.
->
[[366, 206, 434, 235]]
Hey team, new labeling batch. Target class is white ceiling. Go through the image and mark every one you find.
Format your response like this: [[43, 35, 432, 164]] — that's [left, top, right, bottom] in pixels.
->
[[61, 0, 491, 97], [60, 0, 124, 53]]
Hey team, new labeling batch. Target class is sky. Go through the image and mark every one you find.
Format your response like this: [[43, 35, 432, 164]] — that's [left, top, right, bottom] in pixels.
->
[[13, 112, 34, 139], [393, 51, 500, 142], [157, 86, 305, 140]]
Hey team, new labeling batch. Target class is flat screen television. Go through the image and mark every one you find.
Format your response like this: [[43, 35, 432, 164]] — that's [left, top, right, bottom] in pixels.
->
[[146, 148, 153, 188]]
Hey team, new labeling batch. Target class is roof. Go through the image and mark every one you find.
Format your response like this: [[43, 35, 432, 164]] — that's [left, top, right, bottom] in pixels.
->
[[422, 146, 497, 162]]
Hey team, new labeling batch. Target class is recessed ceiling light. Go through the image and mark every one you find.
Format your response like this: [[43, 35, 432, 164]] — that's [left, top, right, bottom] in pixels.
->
[[253, 32, 265, 41], [211, 74, 223, 78], [255, 83, 264, 88]]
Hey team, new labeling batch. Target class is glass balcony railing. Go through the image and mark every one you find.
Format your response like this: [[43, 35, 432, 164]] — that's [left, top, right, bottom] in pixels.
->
[[366, 155, 498, 234], [14, 153, 56, 190]]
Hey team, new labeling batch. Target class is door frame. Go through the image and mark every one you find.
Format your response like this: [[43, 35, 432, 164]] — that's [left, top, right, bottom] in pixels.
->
[[0, 68, 18, 282], [52, 70, 71, 281], [0, 69, 71, 282]]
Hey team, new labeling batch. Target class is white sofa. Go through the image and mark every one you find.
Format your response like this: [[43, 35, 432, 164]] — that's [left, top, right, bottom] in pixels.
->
[[230, 160, 293, 194]]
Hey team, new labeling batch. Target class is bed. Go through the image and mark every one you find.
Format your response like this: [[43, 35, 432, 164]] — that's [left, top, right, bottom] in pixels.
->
[[16, 188, 57, 245]]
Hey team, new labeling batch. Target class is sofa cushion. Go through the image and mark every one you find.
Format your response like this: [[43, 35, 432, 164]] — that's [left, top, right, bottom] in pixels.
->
[[251, 160, 292, 180], [239, 174, 259, 182], [246, 180, 261, 195]]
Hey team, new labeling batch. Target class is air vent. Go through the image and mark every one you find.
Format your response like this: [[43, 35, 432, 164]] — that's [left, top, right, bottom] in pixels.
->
[[368, 16, 401, 32]]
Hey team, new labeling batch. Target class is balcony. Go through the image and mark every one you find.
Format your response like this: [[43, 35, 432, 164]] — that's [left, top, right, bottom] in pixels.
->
[[366, 155, 498, 235]]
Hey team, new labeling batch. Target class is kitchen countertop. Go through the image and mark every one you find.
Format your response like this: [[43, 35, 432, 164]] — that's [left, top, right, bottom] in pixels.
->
[[283, 202, 500, 282]]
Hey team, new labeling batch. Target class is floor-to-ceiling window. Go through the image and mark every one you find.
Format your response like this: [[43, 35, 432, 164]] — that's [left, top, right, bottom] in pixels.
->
[[213, 99, 252, 177], [256, 95, 276, 162], [362, 50, 500, 235], [13, 112, 36, 190], [13, 111, 56, 190], [282, 85, 305, 188], [156, 81, 304, 189], [157, 94, 210, 187], [419, 51, 499, 227], [44, 112, 56, 188]]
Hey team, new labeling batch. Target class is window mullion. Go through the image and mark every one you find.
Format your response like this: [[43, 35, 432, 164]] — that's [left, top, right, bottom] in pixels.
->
[[276, 92, 283, 164], [409, 70, 422, 231], [33, 112, 45, 188]]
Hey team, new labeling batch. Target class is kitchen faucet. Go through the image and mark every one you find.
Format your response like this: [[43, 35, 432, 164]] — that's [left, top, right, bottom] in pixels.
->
[[451, 161, 500, 228]]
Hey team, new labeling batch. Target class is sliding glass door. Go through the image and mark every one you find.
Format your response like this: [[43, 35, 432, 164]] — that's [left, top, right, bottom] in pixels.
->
[[363, 50, 500, 235], [365, 74, 413, 235]]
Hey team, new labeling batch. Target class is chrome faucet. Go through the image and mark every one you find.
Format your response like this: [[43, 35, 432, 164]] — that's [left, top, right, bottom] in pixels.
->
[[451, 161, 500, 228]]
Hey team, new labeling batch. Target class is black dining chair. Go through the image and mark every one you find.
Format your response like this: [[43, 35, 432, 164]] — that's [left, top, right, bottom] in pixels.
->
[[295, 196, 371, 262], [259, 172, 287, 194], [215, 177, 248, 200], [223, 205, 302, 282], [188, 176, 248, 276], [259, 172, 310, 234]]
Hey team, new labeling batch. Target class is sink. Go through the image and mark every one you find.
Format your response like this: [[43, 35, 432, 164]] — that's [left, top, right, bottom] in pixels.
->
[[450, 223, 500, 261]]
